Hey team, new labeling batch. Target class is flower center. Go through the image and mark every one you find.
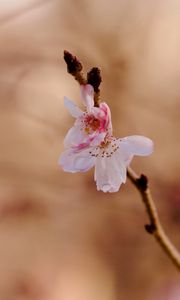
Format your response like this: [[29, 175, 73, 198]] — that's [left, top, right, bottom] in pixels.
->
[[99, 140, 110, 149], [89, 118, 100, 131], [89, 138, 120, 158], [84, 115, 100, 133]]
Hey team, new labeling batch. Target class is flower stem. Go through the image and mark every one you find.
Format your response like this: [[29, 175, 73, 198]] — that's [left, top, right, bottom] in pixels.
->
[[127, 167, 180, 271]]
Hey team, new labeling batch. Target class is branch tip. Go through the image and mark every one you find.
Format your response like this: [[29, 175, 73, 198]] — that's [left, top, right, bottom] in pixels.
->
[[63, 51, 101, 103], [63, 50, 83, 74], [87, 67, 102, 93]]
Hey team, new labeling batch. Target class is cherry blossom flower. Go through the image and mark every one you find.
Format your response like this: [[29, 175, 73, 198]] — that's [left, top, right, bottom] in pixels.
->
[[59, 84, 153, 192], [63, 84, 112, 149]]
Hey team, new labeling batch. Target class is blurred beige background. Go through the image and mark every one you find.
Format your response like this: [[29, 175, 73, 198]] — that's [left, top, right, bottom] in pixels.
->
[[0, 0, 179, 299]]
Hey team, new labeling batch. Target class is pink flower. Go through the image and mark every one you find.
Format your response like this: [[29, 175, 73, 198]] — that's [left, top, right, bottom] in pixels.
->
[[59, 84, 153, 193], [63, 84, 112, 150]]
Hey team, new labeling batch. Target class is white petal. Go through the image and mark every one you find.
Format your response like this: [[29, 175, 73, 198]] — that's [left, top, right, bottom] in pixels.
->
[[64, 96, 83, 118], [80, 84, 94, 110], [64, 124, 86, 148], [118, 135, 154, 157], [94, 134, 153, 193], [59, 147, 95, 173], [94, 152, 127, 193]]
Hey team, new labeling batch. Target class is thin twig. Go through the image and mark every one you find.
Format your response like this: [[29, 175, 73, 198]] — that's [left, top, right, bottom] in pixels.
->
[[127, 167, 180, 271]]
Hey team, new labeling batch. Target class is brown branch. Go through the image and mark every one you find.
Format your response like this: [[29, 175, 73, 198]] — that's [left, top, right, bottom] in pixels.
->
[[63, 51, 180, 271], [127, 167, 180, 271]]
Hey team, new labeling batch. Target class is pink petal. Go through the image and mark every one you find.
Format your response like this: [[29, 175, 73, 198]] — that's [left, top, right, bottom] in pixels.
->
[[99, 102, 113, 135], [59, 147, 95, 173], [91, 103, 112, 135], [64, 124, 106, 149], [64, 96, 83, 118], [80, 84, 94, 110]]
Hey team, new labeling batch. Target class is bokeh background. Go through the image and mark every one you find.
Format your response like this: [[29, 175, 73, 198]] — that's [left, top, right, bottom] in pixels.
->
[[0, 0, 179, 299]]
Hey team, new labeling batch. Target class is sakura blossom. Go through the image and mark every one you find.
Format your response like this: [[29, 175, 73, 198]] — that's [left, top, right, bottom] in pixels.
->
[[59, 84, 153, 192], [63, 84, 112, 150]]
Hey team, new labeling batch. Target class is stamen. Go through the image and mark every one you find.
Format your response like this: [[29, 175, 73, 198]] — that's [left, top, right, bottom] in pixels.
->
[[89, 138, 119, 158]]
